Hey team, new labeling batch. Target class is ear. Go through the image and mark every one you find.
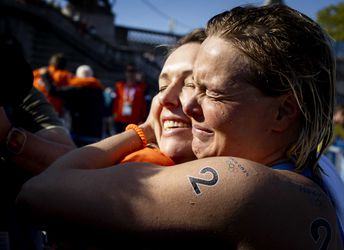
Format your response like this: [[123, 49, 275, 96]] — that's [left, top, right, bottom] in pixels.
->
[[272, 93, 301, 133]]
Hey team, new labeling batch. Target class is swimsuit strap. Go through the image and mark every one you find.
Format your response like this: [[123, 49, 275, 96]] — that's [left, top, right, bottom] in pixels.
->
[[273, 159, 344, 243], [319, 156, 344, 244], [271, 162, 312, 178], [271, 162, 295, 171]]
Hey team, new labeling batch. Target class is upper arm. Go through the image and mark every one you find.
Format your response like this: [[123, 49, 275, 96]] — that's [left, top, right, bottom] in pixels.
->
[[18, 157, 343, 249], [35, 126, 75, 147], [101, 158, 342, 248], [18, 156, 235, 247], [19, 157, 262, 236]]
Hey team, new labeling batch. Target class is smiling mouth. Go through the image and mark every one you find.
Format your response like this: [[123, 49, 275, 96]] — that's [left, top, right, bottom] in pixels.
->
[[163, 120, 191, 130]]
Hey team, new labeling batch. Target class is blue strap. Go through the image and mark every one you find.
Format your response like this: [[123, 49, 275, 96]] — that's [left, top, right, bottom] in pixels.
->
[[271, 162, 295, 171], [271, 162, 312, 178], [273, 161, 344, 243]]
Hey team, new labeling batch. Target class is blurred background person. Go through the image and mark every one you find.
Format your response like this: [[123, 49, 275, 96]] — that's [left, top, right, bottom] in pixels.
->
[[42, 64, 105, 146], [112, 64, 147, 133], [136, 70, 153, 118], [102, 86, 116, 138], [0, 33, 76, 250], [325, 104, 344, 177], [33, 52, 73, 117], [333, 104, 344, 146]]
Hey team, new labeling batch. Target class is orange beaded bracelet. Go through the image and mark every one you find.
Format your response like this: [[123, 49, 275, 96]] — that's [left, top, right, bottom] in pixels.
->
[[125, 124, 147, 148]]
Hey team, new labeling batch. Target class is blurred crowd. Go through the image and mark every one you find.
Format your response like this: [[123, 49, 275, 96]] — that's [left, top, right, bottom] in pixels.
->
[[0, 35, 151, 248], [33, 52, 150, 147], [325, 104, 344, 181]]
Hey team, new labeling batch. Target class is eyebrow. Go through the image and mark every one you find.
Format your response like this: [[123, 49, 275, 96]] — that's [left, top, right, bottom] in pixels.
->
[[159, 69, 193, 81], [159, 73, 168, 82]]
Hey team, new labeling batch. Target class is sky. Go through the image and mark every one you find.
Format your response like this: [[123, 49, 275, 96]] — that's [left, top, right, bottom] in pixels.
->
[[112, 0, 344, 35]]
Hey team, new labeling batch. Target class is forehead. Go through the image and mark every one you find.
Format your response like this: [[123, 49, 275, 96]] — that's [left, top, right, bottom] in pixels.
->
[[194, 36, 250, 86], [161, 43, 201, 75]]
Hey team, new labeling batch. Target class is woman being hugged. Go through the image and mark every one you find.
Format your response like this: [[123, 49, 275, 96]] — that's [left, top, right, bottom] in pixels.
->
[[18, 4, 343, 249]]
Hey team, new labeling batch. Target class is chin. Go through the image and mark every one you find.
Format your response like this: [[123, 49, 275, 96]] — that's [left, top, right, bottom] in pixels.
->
[[170, 152, 196, 164], [193, 148, 210, 159], [161, 144, 194, 162]]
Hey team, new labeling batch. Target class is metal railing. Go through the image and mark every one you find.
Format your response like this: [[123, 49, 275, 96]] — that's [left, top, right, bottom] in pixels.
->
[[0, 0, 183, 87]]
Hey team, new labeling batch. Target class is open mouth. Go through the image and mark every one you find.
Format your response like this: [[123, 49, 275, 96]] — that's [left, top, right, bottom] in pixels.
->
[[163, 120, 191, 130]]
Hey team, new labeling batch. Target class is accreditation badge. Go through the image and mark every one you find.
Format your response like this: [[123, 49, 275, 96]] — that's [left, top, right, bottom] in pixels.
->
[[122, 102, 133, 116]]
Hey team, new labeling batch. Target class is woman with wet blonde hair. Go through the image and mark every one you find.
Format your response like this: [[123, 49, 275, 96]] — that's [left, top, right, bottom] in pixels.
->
[[18, 5, 343, 249]]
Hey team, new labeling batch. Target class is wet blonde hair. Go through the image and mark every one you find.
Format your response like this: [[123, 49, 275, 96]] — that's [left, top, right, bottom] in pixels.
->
[[206, 5, 335, 171], [168, 28, 206, 56], [160, 28, 206, 64]]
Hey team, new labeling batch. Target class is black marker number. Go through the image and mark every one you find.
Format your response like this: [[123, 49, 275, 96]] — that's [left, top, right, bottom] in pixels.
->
[[189, 167, 219, 195], [311, 218, 331, 250]]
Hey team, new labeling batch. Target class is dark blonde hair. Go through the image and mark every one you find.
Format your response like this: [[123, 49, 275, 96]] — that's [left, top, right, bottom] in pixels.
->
[[165, 28, 206, 59], [206, 5, 335, 171]]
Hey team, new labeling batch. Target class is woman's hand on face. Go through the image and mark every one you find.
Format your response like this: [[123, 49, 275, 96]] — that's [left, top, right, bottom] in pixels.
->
[[140, 95, 162, 145], [0, 107, 12, 143]]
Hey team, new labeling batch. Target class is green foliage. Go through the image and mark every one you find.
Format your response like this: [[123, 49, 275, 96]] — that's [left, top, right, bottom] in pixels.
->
[[317, 2, 344, 41]]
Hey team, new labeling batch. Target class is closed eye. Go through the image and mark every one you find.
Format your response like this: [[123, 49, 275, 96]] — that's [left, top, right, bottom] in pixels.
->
[[159, 85, 168, 92], [205, 89, 237, 102], [184, 81, 195, 88]]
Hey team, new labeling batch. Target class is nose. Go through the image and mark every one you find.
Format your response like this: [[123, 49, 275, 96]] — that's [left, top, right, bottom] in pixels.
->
[[158, 84, 180, 108], [181, 87, 202, 120]]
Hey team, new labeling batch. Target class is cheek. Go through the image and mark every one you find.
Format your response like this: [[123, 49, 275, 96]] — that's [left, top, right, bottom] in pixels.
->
[[154, 112, 163, 144], [206, 102, 240, 128]]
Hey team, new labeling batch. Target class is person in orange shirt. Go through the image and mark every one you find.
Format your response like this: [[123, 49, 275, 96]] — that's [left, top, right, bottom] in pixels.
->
[[45, 64, 105, 146], [33, 53, 73, 116], [119, 29, 206, 167], [113, 65, 147, 133], [69, 65, 104, 89], [120, 28, 206, 167]]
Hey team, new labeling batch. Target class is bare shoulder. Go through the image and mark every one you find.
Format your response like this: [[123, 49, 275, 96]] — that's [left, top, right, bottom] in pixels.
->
[[18, 156, 342, 249], [178, 156, 343, 250]]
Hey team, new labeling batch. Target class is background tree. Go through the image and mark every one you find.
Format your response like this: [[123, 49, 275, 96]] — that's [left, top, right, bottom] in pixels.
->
[[317, 2, 344, 41]]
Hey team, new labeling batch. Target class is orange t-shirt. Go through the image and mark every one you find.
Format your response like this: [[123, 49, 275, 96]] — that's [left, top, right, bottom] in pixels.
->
[[121, 147, 175, 166], [33, 66, 72, 114], [69, 77, 104, 89]]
